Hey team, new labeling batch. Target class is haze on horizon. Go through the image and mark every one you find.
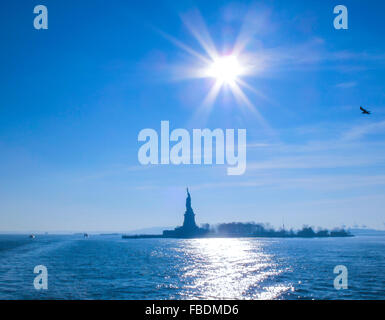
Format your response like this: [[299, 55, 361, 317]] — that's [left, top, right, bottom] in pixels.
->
[[1, 0, 385, 232]]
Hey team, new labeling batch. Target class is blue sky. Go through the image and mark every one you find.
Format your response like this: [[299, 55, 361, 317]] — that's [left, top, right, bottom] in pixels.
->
[[1, 0, 385, 232]]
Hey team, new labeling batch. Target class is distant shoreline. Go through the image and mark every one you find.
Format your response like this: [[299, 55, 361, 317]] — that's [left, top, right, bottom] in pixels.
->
[[123, 222, 354, 239], [122, 233, 354, 239]]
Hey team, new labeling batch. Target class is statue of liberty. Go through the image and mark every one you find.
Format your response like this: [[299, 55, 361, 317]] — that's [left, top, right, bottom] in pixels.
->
[[186, 188, 192, 210], [162, 187, 208, 238], [183, 187, 197, 230]]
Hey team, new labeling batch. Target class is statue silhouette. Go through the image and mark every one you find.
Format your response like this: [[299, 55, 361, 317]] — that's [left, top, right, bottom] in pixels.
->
[[162, 188, 208, 238], [183, 187, 197, 229]]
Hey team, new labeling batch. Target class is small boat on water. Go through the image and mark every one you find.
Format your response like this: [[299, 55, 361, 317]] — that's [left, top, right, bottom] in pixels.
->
[[83, 233, 89, 238], [29, 234, 35, 239]]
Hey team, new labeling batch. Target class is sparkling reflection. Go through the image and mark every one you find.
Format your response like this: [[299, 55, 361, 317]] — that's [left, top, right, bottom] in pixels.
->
[[175, 238, 292, 300]]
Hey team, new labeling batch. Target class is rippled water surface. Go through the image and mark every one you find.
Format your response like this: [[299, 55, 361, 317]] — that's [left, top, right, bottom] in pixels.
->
[[0, 235, 384, 299]]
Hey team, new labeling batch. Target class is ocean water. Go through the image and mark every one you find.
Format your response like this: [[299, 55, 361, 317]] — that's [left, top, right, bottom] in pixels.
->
[[0, 235, 384, 300]]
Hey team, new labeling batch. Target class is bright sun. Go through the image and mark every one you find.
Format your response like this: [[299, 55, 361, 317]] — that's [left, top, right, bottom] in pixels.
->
[[206, 55, 244, 84], [160, 12, 266, 121]]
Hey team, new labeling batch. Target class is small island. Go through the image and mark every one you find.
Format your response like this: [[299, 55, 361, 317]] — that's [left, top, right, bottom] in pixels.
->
[[122, 189, 352, 239]]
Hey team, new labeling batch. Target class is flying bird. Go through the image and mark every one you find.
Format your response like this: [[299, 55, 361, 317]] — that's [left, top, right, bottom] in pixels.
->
[[360, 106, 371, 115]]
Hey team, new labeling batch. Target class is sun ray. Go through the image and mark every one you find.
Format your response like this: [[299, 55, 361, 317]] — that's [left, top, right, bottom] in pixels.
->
[[188, 80, 223, 128], [229, 81, 275, 135], [155, 28, 211, 65], [180, 10, 219, 61], [237, 78, 275, 105], [233, 6, 272, 56]]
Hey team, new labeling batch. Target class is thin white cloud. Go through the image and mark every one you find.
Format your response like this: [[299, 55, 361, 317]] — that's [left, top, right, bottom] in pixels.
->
[[342, 120, 385, 141], [247, 154, 385, 170], [335, 81, 357, 88]]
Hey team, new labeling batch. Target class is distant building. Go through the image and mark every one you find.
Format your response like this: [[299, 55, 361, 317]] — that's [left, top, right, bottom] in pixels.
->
[[163, 188, 208, 238]]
